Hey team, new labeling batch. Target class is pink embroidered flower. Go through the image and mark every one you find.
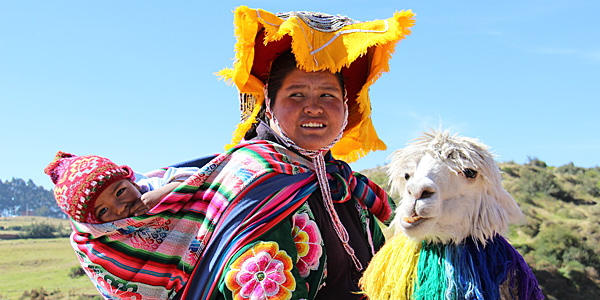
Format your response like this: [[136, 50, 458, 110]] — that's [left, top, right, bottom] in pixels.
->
[[226, 241, 296, 300], [292, 212, 323, 278]]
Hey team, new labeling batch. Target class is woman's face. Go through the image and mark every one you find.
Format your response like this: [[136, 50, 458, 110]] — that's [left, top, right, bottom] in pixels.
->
[[268, 68, 346, 151]]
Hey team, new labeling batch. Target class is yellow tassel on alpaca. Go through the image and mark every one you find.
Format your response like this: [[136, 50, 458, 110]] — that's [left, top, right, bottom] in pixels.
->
[[360, 234, 421, 300]]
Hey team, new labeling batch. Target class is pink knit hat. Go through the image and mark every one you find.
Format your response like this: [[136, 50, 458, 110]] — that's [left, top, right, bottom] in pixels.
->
[[44, 151, 133, 223]]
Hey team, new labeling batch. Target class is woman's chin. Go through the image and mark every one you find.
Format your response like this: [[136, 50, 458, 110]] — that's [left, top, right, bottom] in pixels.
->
[[294, 137, 335, 151]]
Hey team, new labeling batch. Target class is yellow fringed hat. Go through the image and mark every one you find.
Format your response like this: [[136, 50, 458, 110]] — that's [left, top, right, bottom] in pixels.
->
[[219, 6, 415, 162]]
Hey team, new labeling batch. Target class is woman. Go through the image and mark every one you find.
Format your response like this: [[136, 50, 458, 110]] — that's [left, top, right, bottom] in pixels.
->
[[64, 6, 414, 300], [179, 6, 415, 300]]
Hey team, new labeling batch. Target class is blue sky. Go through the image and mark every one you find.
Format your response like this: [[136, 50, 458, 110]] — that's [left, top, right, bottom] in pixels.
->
[[1, 1, 599, 190]]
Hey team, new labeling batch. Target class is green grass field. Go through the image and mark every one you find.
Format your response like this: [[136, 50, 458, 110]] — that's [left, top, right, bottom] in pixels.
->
[[0, 217, 99, 300], [0, 216, 70, 228]]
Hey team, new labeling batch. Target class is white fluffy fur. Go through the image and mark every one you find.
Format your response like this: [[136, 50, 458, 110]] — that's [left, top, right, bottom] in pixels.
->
[[386, 129, 524, 245]]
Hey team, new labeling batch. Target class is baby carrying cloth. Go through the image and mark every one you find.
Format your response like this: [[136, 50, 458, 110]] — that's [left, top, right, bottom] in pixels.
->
[[71, 140, 390, 299]]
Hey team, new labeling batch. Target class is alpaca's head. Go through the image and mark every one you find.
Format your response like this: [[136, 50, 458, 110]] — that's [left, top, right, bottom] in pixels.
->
[[386, 130, 524, 245]]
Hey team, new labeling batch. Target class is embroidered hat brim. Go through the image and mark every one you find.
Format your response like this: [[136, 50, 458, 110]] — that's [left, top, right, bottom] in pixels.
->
[[219, 6, 415, 162]]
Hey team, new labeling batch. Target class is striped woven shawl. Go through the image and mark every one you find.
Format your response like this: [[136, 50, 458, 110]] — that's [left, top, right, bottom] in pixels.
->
[[70, 140, 390, 300]]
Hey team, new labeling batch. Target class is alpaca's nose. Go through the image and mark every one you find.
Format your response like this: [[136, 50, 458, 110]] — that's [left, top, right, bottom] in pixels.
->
[[407, 179, 437, 200]]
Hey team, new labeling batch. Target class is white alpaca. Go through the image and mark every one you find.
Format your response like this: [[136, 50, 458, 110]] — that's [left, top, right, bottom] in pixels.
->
[[385, 130, 523, 244], [360, 130, 544, 300]]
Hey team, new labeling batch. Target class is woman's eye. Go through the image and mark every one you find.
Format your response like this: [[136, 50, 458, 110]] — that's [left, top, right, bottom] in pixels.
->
[[290, 92, 303, 98], [463, 168, 478, 179], [116, 188, 126, 197]]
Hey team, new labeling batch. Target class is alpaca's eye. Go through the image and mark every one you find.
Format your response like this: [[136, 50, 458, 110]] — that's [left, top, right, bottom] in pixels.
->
[[404, 173, 411, 180], [463, 168, 478, 179]]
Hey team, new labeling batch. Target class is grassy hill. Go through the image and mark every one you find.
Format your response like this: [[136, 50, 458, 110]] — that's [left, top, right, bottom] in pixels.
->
[[361, 158, 600, 300]]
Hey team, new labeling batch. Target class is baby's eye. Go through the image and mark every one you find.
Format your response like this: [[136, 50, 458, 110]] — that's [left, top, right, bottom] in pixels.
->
[[98, 207, 108, 218], [116, 188, 126, 197]]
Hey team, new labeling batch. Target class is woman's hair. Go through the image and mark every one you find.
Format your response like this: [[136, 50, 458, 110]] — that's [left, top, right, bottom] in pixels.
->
[[244, 50, 346, 140]]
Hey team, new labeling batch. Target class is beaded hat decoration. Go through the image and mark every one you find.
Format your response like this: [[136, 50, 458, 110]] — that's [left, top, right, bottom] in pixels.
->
[[44, 151, 133, 223], [218, 6, 415, 162]]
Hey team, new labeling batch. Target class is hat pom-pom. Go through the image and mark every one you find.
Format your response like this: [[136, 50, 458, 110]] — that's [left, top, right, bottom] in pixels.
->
[[121, 165, 134, 181], [44, 151, 75, 184]]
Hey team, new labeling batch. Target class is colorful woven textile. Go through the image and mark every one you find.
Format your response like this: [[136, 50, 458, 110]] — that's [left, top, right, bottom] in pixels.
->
[[179, 143, 392, 299], [70, 140, 390, 299], [360, 234, 545, 300]]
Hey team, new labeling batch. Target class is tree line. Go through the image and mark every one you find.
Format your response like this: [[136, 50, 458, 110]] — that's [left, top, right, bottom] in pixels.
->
[[0, 178, 63, 218]]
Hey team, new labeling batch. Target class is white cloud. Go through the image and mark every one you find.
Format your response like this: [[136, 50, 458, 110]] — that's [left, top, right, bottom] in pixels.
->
[[531, 47, 600, 64]]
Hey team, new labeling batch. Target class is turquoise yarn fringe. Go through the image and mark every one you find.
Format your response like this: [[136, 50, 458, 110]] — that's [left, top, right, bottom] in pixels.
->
[[412, 235, 544, 300]]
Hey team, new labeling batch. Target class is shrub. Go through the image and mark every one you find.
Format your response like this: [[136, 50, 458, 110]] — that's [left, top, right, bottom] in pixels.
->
[[517, 167, 561, 199], [526, 156, 548, 168], [532, 224, 600, 277], [19, 222, 56, 239], [69, 266, 86, 278], [501, 166, 518, 177], [556, 162, 585, 175], [582, 181, 600, 197], [521, 216, 542, 236], [19, 287, 61, 300]]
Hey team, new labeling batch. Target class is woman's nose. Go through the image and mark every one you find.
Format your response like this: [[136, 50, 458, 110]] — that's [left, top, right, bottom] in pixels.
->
[[303, 96, 323, 114]]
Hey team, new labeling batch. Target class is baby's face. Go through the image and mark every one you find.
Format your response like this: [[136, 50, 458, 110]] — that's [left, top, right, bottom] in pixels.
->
[[94, 179, 144, 222]]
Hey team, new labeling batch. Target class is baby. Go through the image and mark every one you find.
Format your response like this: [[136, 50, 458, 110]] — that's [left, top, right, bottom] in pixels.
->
[[44, 151, 205, 299], [44, 151, 198, 223]]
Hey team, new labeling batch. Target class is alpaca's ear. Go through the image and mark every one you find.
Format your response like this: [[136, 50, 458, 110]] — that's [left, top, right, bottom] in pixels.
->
[[472, 188, 504, 243], [497, 188, 525, 225], [474, 184, 523, 242]]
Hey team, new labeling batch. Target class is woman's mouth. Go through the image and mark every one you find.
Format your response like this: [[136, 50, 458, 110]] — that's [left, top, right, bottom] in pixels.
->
[[301, 122, 325, 128]]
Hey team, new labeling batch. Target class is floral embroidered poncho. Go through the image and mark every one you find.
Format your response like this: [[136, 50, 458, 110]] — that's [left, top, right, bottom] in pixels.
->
[[70, 139, 391, 300], [180, 136, 392, 300]]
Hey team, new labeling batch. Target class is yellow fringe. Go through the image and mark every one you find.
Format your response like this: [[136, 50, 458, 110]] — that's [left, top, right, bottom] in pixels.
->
[[359, 234, 421, 300], [221, 6, 415, 159]]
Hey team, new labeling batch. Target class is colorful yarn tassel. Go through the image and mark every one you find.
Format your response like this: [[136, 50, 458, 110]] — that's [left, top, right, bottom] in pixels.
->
[[361, 234, 544, 300], [359, 234, 421, 300]]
